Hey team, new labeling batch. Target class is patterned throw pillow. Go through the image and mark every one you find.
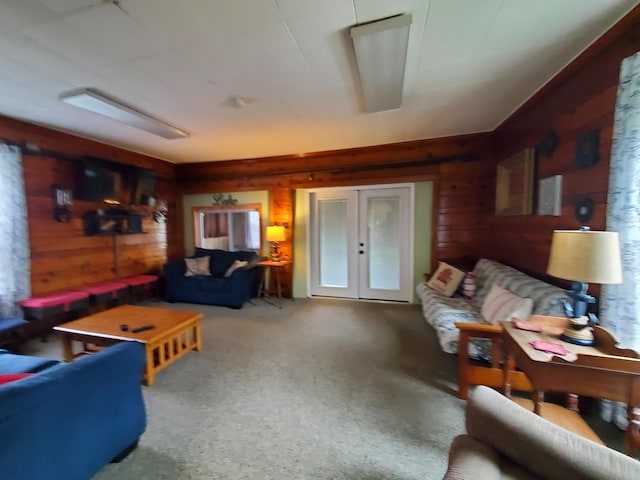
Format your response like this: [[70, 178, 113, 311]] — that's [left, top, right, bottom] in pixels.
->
[[481, 283, 533, 325], [427, 261, 465, 297], [184, 256, 211, 277], [224, 260, 248, 278]]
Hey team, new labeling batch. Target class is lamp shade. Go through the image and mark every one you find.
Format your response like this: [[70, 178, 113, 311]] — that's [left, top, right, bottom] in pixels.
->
[[265, 225, 285, 242], [547, 230, 622, 284]]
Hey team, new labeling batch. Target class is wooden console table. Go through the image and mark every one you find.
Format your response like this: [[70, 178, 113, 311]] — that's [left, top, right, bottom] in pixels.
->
[[501, 319, 640, 456]]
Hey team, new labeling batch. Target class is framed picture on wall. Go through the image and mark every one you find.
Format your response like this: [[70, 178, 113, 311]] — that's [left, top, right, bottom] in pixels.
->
[[538, 175, 562, 216], [495, 148, 535, 216]]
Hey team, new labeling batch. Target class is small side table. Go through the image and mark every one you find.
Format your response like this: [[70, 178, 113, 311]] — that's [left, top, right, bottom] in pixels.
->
[[257, 260, 292, 308], [501, 318, 640, 456]]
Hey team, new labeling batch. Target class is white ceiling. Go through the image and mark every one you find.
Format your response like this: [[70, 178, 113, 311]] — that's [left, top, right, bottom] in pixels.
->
[[0, 0, 637, 164]]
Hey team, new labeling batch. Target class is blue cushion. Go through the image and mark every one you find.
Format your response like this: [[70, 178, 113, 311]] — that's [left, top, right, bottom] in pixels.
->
[[0, 317, 28, 334], [0, 352, 59, 374], [194, 249, 258, 277]]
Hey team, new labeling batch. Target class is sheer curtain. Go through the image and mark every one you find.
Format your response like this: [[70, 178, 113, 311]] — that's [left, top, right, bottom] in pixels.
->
[[0, 144, 31, 317], [599, 50, 640, 429]]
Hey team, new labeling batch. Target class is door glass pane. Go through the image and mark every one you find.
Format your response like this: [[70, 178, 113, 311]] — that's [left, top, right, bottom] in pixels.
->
[[319, 199, 348, 287], [367, 196, 400, 290]]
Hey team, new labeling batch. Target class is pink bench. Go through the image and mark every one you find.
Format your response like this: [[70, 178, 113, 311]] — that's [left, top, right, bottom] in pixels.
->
[[121, 275, 159, 301], [19, 291, 91, 339], [75, 281, 130, 308], [19, 291, 90, 321]]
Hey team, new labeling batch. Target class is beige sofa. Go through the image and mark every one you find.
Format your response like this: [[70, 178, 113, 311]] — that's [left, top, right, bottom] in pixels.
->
[[443, 386, 640, 480]]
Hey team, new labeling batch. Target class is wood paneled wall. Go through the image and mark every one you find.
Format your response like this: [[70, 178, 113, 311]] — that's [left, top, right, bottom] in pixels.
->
[[8, 7, 640, 300], [0, 115, 177, 297], [487, 7, 640, 283], [176, 134, 493, 275]]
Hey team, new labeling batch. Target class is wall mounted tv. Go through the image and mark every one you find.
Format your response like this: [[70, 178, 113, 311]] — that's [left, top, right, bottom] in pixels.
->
[[76, 158, 156, 205]]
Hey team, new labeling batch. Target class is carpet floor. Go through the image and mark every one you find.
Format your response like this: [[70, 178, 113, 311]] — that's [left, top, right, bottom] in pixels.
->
[[23, 297, 466, 479]]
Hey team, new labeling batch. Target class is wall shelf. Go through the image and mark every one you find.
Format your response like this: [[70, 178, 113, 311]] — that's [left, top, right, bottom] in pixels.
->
[[83, 212, 145, 236]]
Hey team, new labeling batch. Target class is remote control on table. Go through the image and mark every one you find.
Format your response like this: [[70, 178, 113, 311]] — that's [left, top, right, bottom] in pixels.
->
[[132, 325, 155, 333]]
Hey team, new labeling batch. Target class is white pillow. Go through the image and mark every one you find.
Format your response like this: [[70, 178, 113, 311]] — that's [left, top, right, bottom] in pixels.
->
[[481, 284, 533, 325], [184, 256, 211, 277], [427, 261, 465, 297], [224, 259, 248, 278]]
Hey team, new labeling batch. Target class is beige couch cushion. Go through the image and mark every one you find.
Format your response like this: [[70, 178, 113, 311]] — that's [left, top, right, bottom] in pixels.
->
[[481, 284, 533, 325]]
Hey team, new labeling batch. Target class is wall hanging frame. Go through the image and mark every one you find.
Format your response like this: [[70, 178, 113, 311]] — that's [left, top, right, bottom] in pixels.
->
[[575, 129, 600, 168], [538, 175, 563, 216], [495, 148, 535, 216]]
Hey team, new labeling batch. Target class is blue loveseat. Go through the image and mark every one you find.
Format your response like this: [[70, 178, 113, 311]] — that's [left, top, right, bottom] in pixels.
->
[[163, 248, 262, 309], [0, 342, 147, 480]]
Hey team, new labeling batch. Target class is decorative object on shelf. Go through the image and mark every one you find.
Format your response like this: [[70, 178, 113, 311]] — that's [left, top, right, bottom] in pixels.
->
[[52, 185, 72, 222], [575, 197, 594, 223], [547, 227, 622, 346], [152, 199, 168, 224], [495, 148, 535, 216], [538, 175, 562, 216], [212, 193, 238, 205], [538, 128, 559, 157], [265, 225, 286, 262], [575, 129, 600, 168]]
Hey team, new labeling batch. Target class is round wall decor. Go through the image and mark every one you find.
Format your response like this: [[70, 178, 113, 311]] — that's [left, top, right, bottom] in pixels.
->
[[538, 129, 559, 157], [575, 197, 594, 223]]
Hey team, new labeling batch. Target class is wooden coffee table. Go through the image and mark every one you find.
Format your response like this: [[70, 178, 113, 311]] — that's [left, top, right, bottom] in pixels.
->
[[53, 305, 203, 386]]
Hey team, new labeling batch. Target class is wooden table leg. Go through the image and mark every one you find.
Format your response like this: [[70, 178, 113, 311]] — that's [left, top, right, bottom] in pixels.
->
[[61, 334, 74, 362], [458, 329, 470, 400], [194, 321, 202, 351], [567, 393, 579, 413], [626, 380, 640, 457], [533, 390, 544, 416], [274, 267, 283, 308], [504, 353, 515, 399], [257, 267, 266, 299], [144, 346, 155, 386]]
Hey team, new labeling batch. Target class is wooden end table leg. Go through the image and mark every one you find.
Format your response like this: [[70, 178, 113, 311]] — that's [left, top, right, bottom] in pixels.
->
[[457, 329, 470, 400], [275, 267, 283, 308], [533, 390, 544, 416], [567, 393, 580, 413], [626, 381, 640, 457], [504, 353, 515, 399]]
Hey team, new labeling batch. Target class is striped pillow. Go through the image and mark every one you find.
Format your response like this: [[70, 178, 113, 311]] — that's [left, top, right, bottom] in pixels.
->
[[481, 283, 533, 325]]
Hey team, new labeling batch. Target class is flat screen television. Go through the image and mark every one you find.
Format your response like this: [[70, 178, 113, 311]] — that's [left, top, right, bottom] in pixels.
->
[[77, 158, 125, 203]]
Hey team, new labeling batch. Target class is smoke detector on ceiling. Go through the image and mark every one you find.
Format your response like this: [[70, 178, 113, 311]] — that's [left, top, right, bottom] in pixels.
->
[[228, 95, 246, 108]]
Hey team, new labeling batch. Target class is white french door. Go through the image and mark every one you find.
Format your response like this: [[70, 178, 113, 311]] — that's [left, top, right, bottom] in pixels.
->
[[309, 185, 413, 302]]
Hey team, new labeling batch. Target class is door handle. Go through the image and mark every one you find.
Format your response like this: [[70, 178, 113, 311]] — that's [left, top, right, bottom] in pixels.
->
[[359, 250, 364, 254]]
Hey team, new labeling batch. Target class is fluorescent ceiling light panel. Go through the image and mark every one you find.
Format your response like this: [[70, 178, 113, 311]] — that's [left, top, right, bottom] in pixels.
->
[[351, 14, 412, 113], [59, 87, 189, 139]]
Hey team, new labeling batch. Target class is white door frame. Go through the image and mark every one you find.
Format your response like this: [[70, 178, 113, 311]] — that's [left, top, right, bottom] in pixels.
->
[[305, 183, 415, 302]]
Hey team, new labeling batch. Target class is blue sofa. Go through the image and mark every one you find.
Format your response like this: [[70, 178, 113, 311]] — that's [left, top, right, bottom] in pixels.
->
[[163, 248, 261, 308], [0, 342, 147, 480]]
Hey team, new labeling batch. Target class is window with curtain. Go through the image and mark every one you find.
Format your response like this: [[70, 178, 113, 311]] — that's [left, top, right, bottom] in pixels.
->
[[0, 144, 31, 317], [599, 50, 640, 431]]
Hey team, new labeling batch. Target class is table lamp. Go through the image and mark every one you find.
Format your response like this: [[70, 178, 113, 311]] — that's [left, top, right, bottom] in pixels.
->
[[547, 227, 622, 345], [266, 225, 285, 262]]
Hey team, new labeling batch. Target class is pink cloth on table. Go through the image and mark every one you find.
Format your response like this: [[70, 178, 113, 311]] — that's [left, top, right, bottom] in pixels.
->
[[19, 291, 89, 312], [123, 275, 158, 287], [77, 282, 129, 299]]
